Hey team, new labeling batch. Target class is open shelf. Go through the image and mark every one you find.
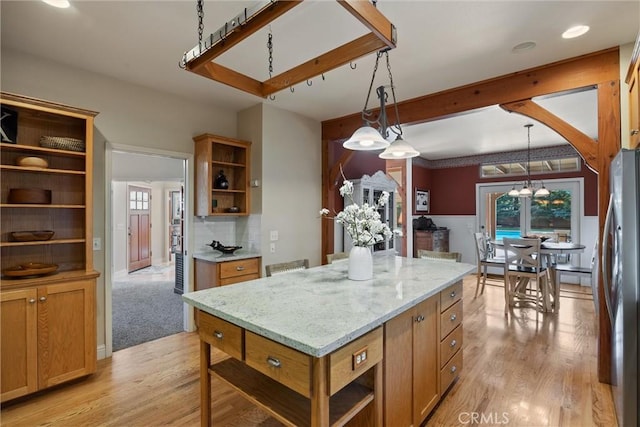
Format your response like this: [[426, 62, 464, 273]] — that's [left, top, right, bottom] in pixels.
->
[[210, 358, 374, 427]]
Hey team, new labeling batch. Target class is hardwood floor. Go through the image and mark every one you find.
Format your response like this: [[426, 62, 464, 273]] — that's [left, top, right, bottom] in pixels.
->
[[1, 275, 616, 426]]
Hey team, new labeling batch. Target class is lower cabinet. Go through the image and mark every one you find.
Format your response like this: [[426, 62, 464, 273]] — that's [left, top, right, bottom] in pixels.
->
[[1, 276, 97, 402], [384, 295, 439, 426], [439, 281, 463, 395], [194, 257, 261, 290]]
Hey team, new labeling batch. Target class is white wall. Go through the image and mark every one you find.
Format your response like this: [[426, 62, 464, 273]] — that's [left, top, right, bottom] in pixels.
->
[[238, 104, 322, 271]]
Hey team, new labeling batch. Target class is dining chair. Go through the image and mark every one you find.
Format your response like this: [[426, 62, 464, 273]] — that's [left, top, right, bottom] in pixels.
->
[[553, 240, 598, 313], [265, 259, 309, 277], [503, 237, 550, 314], [326, 252, 349, 264], [417, 249, 462, 262], [473, 232, 505, 298]]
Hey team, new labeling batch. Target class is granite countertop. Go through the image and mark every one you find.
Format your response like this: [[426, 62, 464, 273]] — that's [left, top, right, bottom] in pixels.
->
[[183, 253, 475, 357], [192, 250, 262, 263]]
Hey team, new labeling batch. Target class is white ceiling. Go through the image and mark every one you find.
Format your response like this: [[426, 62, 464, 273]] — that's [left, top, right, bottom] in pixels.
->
[[1, 1, 638, 159]]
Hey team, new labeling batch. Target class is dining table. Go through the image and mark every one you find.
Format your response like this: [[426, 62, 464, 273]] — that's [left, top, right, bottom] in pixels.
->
[[491, 239, 586, 312]]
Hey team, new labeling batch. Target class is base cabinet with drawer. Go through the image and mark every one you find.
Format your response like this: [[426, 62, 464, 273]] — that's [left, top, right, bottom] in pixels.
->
[[439, 281, 463, 395], [194, 257, 261, 290], [198, 310, 383, 426]]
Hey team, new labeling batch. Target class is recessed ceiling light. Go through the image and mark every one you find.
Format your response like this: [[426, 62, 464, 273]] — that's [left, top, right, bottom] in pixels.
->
[[512, 41, 537, 53], [42, 0, 70, 8], [562, 25, 590, 39]]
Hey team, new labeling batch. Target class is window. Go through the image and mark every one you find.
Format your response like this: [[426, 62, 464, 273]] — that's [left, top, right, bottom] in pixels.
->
[[477, 179, 581, 242], [480, 157, 580, 178]]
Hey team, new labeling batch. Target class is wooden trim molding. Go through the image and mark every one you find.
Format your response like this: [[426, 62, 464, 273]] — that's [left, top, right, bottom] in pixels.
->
[[321, 47, 621, 383]]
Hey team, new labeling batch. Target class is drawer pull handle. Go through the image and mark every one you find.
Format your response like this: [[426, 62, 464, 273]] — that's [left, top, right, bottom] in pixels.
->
[[236, 266, 245, 271], [450, 314, 457, 322], [450, 291, 456, 298], [631, 129, 639, 136], [415, 314, 425, 323], [213, 331, 223, 339], [29, 298, 36, 304], [450, 339, 457, 348], [266, 356, 281, 368], [450, 365, 457, 374], [39, 296, 47, 302]]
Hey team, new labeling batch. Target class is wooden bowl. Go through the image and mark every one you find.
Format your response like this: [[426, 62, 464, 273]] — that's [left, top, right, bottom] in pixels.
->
[[10, 230, 55, 242], [2, 263, 58, 278], [16, 156, 48, 168], [7, 188, 52, 204]]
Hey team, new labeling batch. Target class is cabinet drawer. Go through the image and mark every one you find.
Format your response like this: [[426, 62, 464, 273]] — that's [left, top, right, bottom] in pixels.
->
[[328, 327, 382, 395], [245, 331, 311, 398], [440, 281, 462, 312], [440, 349, 463, 396], [220, 273, 259, 286], [198, 311, 243, 360], [440, 300, 462, 338], [219, 258, 259, 280], [440, 325, 463, 368]]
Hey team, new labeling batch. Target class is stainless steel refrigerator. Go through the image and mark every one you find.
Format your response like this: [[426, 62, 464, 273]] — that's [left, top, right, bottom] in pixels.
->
[[604, 148, 639, 427]]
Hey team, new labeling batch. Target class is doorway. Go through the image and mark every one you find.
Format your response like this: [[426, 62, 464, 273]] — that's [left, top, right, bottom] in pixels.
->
[[107, 147, 188, 355]]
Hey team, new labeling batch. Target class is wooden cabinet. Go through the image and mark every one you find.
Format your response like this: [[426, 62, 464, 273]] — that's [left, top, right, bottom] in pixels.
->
[[439, 281, 463, 395], [384, 294, 439, 426], [194, 257, 261, 290], [343, 170, 396, 253], [1, 275, 97, 402], [0, 93, 98, 402], [194, 134, 251, 217], [626, 34, 640, 149], [414, 229, 450, 257]]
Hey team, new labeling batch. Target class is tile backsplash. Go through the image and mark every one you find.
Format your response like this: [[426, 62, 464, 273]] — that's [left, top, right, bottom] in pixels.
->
[[193, 214, 261, 253]]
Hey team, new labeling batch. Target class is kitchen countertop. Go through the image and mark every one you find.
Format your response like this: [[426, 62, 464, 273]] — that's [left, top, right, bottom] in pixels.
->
[[183, 253, 475, 357], [192, 250, 262, 263]]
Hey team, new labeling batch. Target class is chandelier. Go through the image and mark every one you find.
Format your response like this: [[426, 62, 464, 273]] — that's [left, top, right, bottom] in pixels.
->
[[343, 49, 419, 159], [508, 124, 550, 198]]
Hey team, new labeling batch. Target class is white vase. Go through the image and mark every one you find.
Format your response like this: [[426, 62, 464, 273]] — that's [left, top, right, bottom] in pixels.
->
[[348, 246, 373, 281]]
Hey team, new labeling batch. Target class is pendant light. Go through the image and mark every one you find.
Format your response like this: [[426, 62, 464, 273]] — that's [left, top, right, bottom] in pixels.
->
[[510, 124, 550, 198], [344, 49, 419, 159]]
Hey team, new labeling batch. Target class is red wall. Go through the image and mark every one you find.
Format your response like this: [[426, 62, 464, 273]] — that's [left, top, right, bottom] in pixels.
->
[[413, 160, 598, 216]]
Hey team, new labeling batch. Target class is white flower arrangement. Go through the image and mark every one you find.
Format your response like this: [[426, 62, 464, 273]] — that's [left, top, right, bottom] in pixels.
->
[[320, 179, 394, 247]]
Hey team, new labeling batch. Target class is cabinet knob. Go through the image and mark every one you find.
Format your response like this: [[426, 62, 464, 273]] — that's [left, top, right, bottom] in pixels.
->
[[29, 298, 36, 304], [450, 313, 457, 322], [450, 291, 456, 298], [415, 314, 425, 323], [450, 365, 457, 374], [39, 296, 47, 302], [450, 339, 457, 348], [213, 330, 223, 339], [266, 356, 281, 368], [631, 129, 639, 136]]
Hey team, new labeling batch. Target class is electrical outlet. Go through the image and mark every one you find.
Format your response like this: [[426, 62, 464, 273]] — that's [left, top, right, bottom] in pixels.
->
[[93, 237, 101, 251], [270, 243, 276, 253], [352, 346, 368, 370]]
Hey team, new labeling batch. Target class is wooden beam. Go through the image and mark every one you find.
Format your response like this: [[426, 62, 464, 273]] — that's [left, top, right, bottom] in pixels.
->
[[337, 0, 396, 48], [186, 1, 303, 71], [322, 48, 621, 141], [500, 99, 598, 171], [194, 62, 264, 98], [262, 33, 389, 96]]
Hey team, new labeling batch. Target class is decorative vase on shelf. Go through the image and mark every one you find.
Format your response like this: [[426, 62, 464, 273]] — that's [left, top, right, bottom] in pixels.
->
[[214, 170, 229, 189], [348, 246, 373, 281]]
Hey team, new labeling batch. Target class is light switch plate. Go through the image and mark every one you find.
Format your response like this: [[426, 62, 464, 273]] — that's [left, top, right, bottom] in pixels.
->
[[270, 230, 279, 241]]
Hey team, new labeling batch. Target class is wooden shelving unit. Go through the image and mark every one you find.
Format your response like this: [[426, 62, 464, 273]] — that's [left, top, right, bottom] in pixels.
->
[[0, 92, 99, 402], [193, 133, 251, 217]]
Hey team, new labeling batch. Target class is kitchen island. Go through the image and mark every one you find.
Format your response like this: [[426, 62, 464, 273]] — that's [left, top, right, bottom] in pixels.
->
[[183, 253, 475, 426]]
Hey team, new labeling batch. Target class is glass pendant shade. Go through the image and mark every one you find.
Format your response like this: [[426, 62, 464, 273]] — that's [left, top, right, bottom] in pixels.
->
[[508, 186, 520, 197], [379, 136, 419, 159], [343, 126, 390, 151]]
